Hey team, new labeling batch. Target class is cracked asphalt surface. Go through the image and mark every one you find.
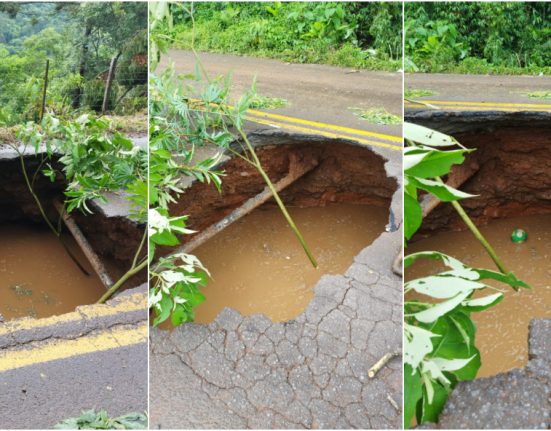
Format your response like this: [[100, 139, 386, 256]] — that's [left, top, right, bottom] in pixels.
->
[[150, 133, 403, 428], [150, 235, 402, 429], [0, 287, 148, 429]]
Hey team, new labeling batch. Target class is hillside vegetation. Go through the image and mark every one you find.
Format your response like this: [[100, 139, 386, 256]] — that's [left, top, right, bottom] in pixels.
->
[[0, 3, 147, 126], [161, 2, 402, 71], [405, 2, 551, 75]]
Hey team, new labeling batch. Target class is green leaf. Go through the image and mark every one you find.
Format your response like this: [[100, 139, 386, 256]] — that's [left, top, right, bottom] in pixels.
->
[[414, 177, 476, 201], [474, 269, 531, 290], [150, 230, 180, 246], [404, 364, 423, 429], [461, 292, 504, 311], [404, 323, 440, 369], [404, 192, 422, 240], [153, 294, 173, 326], [429, 314, 480, 380], [419, 380, 449, 424], [404, 123, 459, 147], [407, 275, 485, 298], [413, 290, 471, 323], [405, 148, 469, 178]]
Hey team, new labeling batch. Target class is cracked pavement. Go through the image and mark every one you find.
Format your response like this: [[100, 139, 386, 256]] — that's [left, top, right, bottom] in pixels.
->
[[0, 286, 148, 429], [150, 246, 402, 429], [150, 140, 403, 429]]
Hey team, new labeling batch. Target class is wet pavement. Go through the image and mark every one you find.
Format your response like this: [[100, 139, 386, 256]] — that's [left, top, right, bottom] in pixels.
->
[[0, 285, 148, 429], [405, 73, 551, 108], [159, 50, 403, 140]]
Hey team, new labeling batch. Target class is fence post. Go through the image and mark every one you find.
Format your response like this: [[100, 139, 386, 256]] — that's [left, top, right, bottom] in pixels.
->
[[39, 59, 49, 122], [102, 56, 118, 114]]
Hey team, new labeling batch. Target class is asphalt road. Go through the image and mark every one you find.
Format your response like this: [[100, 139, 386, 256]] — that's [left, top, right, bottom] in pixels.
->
[[0, 288, 148, 429], [158, 50, 403, 139], [406, 73, 551, 112]]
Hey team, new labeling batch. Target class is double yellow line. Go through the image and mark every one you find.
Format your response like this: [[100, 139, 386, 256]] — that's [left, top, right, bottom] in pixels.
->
[[0, 292, 148, 372], [0, 322, 148, 373], [405, 99, 551, 113], [245, 109, 403, 151]]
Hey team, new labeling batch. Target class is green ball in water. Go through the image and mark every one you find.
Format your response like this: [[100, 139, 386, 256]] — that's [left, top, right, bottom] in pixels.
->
[[511, 228, 527, 243]]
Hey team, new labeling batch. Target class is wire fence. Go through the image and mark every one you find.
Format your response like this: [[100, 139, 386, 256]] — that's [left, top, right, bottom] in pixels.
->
[[1, 55, 147, 125]]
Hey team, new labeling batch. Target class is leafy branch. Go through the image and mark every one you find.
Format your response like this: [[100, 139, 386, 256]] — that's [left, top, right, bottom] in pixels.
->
[[403, 123, 529, 427], [11, 113, 148, 304], [148, 3, 317, 327]]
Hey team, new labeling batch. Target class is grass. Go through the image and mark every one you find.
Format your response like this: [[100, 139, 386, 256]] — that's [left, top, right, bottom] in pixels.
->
[[405, 89, 435, 98], [54, 410, 146, 430], [522, 91, 551, 100], [248, 95, 288, 110], [350, 107, 401, 125], [171, 24, 401, 72], [106, 111, 148, 134], [406, 56, 551, 76]]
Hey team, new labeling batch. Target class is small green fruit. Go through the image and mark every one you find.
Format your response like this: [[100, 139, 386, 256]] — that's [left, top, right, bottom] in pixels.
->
[[511, 228, 527, 243]]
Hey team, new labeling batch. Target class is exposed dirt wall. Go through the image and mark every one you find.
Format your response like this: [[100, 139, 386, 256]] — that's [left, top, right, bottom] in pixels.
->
[[170, 138, 397, 240], [404, 114, 551, 236], [0, 153, 144, 279]]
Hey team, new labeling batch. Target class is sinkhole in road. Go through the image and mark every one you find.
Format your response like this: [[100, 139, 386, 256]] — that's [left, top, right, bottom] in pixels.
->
[[0, 223, 105, 320], [0, 152, 144, 322], [405, 114, 551, 378], [163, 137, 397, 325]]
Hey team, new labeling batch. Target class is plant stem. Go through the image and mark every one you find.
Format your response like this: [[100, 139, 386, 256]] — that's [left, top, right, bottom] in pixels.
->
[[436, 176, 508, 274], [17, 151, 60, 237], [132, 229, 147, 268], [237, 129, 318, 268], [97, 258, 147, 304]]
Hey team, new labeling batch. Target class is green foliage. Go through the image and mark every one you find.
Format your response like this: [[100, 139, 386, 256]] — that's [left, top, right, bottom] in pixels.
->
[[249, 95, 288, 110], [54, 409, 146, 430], [148, 63, 227, 326], [155, 2, 401, 70], [405, 89, 435, 98], [16, 114, 148, 220], [405, 2, 551, 74], [350, 107, 401, 125], [523, 91, 551, 99], [149, 5, 318, 326], [0, 2, 147, 125], [403, 123, 529, 427]]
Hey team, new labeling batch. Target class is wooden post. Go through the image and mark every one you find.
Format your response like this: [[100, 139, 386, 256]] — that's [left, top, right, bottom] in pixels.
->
[[39, 59, 49, 122], [53, 201, 114, 289], [102, 55, 118, 114]]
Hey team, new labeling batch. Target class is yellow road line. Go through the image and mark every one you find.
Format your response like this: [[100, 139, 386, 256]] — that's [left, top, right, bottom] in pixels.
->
[[0, 292, 146, 336], [405, 99, 551, 111], [247, 116, 402, 151], [404, 104, 551, 113], [410, 100, 551, 108], [247, 109, 402, 143], [188, 97, 402, 143], [0, 322, 147, 373]]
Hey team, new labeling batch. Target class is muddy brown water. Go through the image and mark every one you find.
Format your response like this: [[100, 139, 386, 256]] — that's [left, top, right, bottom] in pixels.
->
[[0, 223, 105, 320], [183, 203, 388, 324], [406, 214, 551, 377]]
